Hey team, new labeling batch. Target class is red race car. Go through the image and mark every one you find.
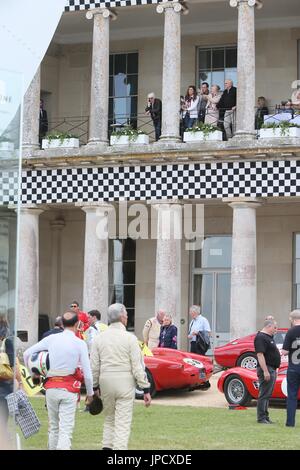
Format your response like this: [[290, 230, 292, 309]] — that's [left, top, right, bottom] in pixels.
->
[[217, 365, 299, 406], [214, 328, 288, 370], [136, 347, 213, 398]]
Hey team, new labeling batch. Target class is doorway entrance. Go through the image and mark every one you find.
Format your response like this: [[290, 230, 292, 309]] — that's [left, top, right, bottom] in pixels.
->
[[191, 236, 232, 350]]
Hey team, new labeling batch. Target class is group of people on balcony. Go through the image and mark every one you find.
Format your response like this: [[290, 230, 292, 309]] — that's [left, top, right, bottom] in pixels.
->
[[255, 89, 300, 129], [146, 79, 237, 142]]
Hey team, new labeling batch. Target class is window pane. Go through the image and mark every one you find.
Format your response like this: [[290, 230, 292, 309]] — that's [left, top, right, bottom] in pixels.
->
[[211, 71, 225, 90], [224, 69, 237, 87], [199, 71, 211, 88], [124, 285, 135, 308], [201, 236, 232, 268], [127, 53, 138, 74], [113, 261, 124, 284], [226, 48, 237, 68], [297, 284, 300, 308], [130, 96, 137, 117], [198, 49, 211, 70], [127, 75, 138, 95], [123, 239, 136, 261], [109, 55, 113, 75], [123, 262, 136, 284], [296, 234, 300, 258], [126, 309, 135, 330], [114, 73, 128, 98], [109, 98, 113, 119], [212, 49, 224, 69], [113, 240, 123, 261], [114, 97, 130, 122], [109, 76, 113, 97], [296, 259, 300, 284], [114, 54, 126, 74]]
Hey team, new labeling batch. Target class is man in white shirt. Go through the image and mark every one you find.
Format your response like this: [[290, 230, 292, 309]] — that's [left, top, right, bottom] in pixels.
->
[[142, 309, 165, 349], [24, 311, 93, 450], [85, 309, 107, 353], [188, 305, 211, 355]]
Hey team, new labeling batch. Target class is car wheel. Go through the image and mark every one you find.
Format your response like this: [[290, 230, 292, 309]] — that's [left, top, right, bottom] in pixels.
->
[[135, 369, 156, 399], [224, 374, 251, 406], [237, 352, 258, 370]]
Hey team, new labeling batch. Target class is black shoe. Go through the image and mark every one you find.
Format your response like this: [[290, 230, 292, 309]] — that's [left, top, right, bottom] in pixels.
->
[[266, 418, 275, 424], [257, 419, 272, 424], [102, 447, 113, 450]]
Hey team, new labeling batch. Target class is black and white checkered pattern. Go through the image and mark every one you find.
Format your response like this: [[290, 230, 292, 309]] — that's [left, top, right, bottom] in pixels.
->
[[6, 390, 41, 439], [65, 0, 164, 11], [2, 160, 300, 205]]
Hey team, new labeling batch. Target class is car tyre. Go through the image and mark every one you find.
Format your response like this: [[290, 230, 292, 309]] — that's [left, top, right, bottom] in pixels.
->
[[224, 374, 252, 406], [236, 352, 258, 370], [135, 369, 156, 399]]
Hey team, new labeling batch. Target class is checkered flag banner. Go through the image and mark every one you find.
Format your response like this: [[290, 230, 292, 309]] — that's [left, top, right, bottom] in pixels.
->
[[65, 0, 168, 12], [6, 390, 41, 439]]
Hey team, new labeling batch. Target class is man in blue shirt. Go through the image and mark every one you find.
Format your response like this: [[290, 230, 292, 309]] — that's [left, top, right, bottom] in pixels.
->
[[188, 305, 211, 355]]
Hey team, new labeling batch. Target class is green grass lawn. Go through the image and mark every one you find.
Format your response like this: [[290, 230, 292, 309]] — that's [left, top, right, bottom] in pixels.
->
[[18, 397, 300, 450]]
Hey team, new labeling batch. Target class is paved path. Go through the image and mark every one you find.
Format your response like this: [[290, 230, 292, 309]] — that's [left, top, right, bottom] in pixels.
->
[[148, 372, 229, 408]]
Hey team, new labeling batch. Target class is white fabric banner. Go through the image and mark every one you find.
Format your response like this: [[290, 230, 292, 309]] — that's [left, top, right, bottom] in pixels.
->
[[0, 0, 65, 134]]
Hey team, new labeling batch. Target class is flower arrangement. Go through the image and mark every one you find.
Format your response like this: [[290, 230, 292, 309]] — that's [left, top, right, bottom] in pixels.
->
[[44, 130, 78, 144], [261, 121, 300, 136], [111, 126, 145, 142], [185, 122, 221, 138]]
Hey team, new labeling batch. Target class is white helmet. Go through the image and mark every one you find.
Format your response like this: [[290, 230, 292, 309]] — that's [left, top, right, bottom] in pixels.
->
[[28, 351, 49, 377]]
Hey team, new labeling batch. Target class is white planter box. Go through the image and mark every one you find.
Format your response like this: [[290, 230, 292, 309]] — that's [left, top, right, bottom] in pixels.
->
[[259, 127, 300, 138], [183, 130, 223, 142], [42, 138, 80, 149], [0, 142, 14, 151], [110, 134, 149, 145]]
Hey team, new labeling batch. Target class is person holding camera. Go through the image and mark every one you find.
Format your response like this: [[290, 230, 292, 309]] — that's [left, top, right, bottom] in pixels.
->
[[145, 92, 162, 141]]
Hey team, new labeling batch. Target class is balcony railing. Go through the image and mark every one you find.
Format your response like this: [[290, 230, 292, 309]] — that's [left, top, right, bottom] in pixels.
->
[[45, 106, 300, 146]]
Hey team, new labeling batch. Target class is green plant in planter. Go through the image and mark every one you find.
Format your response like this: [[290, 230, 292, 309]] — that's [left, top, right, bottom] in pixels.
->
[[261, 120, 300, 136], [111, 126, 144, 142], [45, 131, 78, 144], [185, 122, 220, 138]]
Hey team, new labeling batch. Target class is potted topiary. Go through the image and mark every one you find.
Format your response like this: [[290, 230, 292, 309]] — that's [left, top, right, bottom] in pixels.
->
[[183, 123, 223, 142], [259, 121, 300, 139], [110, 126, 149, 145], [0, 136, 14, 152], [42, 131, 80, 149]]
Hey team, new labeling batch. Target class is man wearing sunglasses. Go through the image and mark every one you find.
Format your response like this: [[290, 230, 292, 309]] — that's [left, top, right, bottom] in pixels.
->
[[69, 301, 89, 340]]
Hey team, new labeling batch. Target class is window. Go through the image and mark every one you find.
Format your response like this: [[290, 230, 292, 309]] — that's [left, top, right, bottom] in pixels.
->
[[197, 46, 237, 91], [109, 239, 136, 330], [109, 52, 138, 131]]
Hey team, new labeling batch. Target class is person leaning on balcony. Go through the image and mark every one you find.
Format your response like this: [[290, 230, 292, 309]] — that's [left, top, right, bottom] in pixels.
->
[[204, 85, 222, 126], [197, 82, 209, 123], [217, 79, 237, 140], [39, 99, 48, 146], [183, 85, 199, 130], [291, 89, 300, 111], [255, 96, 269, 130], [145, 92, 162, 141], [90, 303, 151, 450], [142, 309, 165, 349]]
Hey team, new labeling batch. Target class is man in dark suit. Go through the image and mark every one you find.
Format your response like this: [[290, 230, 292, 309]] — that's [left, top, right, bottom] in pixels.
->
[[217, 80, 237, 140], [39, 99, 48, 146], [145, 92, 162, 141]]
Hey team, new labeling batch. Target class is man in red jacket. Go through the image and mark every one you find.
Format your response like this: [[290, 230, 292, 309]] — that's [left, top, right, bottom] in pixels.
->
[[69, 301, 89, 339]]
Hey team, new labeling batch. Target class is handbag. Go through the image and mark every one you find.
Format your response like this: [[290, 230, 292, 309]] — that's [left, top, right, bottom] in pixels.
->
[[195, 331, 210, 355], [0, 338, 14, 381]]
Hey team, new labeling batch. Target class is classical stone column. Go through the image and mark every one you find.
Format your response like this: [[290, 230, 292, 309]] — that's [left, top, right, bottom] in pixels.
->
[[230, 0, 262, 139], [22, 67, 41, 151], [153, 202, 182, 344], [49, 218, 65, 322], [227, 198, 261, 340], [17, 205, 43, 346], [79, 202, 114, 322], [86, 8, 117, 146], [156, 1, 188, 143]]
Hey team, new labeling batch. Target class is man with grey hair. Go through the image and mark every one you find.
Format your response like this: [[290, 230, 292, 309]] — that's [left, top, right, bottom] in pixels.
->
[[282, 309, 300, 427], [188, 305, 211, 355], [217, 79, 236, 140], [90, 303, 151, 450], [145, 92, 162, 141], [254, 319, 281, 424], [143, 309, 165, 350]]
